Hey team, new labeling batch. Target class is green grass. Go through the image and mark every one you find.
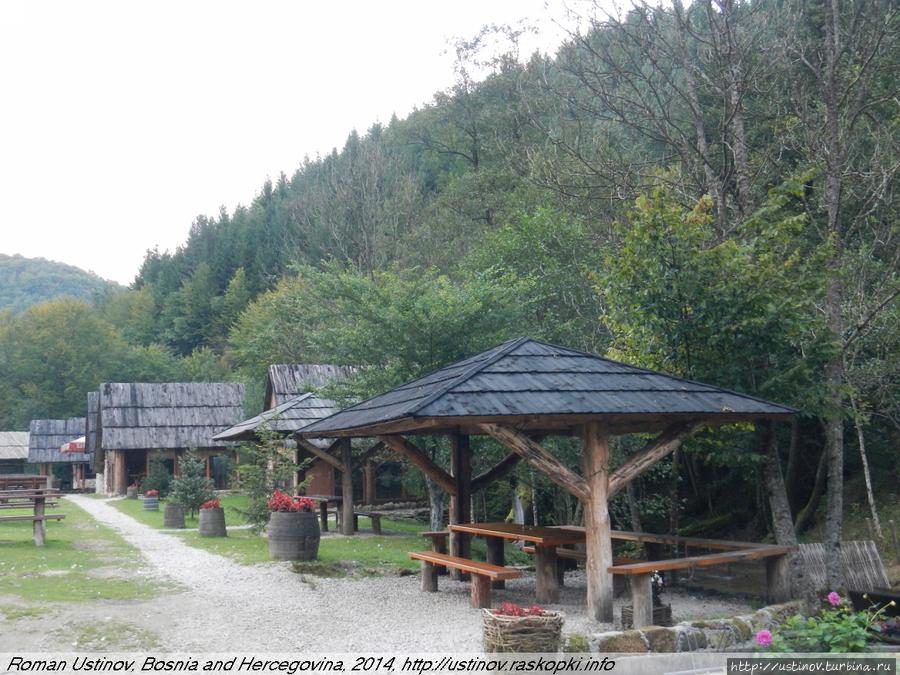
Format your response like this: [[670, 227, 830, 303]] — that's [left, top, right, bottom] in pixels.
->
[[170, 514, 532, 573], [0, 499, 167, 602], [107, 494, 250, 529]]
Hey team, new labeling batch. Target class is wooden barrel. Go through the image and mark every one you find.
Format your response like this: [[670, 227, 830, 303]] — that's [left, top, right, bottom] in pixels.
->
[[199, 507, 227, 537], [268, 511, 320, 560], [143, 496, 159, 511], [163, 503, 185, 528], [126, 487, 138, 499]]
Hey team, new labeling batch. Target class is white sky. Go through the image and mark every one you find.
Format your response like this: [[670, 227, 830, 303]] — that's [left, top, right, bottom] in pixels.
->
[[0, 0, 582, 285]]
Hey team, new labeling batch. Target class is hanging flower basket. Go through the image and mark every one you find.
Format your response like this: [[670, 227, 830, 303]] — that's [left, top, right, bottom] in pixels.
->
[[482, 604, 564, 653]]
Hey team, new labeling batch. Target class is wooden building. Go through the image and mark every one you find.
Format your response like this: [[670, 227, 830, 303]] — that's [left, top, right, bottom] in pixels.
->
[[27, 418, 90, 488], [0, 431, 30, 474], [92, 382, 245, 495]]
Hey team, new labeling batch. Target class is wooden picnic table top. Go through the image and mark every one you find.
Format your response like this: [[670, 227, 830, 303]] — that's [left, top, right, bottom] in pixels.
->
[[0, 489, 62, 500], [608, 545, 794, 575], [554, 526, 765, 551], [449, 522, 585, 546]]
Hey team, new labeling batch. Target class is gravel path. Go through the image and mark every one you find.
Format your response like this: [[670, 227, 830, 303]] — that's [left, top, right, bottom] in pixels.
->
[[25, 496, 753, 653]]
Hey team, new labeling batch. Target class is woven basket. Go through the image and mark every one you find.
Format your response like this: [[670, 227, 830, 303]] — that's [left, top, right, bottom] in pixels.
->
[[482, 609, 564, 653], [621, 603, 672, 629]]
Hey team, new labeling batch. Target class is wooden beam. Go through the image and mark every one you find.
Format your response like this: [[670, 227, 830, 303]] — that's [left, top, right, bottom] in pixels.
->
[[479, 424, 590, 502], [351, 441, 385, 469], [583, 421, 614, 623], [608, 423, 698, 498], [295, 437, 346, 473], [379, 435, 457, 495], [471, 452, 521, 492]]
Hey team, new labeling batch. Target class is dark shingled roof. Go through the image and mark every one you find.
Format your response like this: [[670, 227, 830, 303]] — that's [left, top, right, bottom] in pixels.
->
[[265, 364, 356, 407], [302, 337, 796, 436], [212, 392, 338, 446], [28, 418, 88, 463], [98, 382, 245, 451], [0, 431, 29, 461]]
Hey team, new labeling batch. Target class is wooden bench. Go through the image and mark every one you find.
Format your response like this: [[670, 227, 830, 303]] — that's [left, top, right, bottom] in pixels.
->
[[353, 511, 382, 534], [409, 551, 523, 608], [522, 545, 639, 592], [421, 531, 450, 575], [609, 545, 794, 629]]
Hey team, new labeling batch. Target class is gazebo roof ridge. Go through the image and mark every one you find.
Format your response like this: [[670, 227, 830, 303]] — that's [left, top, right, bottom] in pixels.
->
[[300, 337, 796, 437]]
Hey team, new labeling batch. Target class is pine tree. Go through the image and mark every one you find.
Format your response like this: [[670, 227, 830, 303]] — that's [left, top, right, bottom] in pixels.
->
[[170, 450, 215, 517]]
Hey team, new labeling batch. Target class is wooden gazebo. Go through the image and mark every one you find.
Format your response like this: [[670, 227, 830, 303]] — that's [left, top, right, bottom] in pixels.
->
[[301, 337, 796, 621]]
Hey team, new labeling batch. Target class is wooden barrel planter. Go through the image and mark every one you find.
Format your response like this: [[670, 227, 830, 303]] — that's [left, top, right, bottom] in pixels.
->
[[126, 486, 138, 499], [142, 496, 159, 511], [199, 507, 226, 537], [482, 609, 564, 653], [621, 603, 672, 629], [267, 511, 320, 561], [163, 503, 185, 528]]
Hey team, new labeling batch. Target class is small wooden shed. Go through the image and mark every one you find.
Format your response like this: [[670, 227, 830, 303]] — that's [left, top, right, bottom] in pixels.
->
[[0, 431, 30, 474], [93, 382, 245, 495], [27, 418, 89, 488]]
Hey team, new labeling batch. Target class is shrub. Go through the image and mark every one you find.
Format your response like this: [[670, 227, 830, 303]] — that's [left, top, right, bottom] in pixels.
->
[[170, 450, 215, 518], [141, 456, 171, 498]]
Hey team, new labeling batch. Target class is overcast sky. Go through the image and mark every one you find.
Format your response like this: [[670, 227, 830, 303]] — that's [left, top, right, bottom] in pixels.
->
[[0, 1, 582, 285]]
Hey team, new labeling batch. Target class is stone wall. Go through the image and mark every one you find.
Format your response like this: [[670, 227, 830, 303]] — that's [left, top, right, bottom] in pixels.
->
[[572, 601, 802, 653]]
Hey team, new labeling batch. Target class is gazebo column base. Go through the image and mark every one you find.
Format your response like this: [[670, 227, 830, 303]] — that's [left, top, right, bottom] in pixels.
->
[[629, 573, 653, 629], [583, 422, 614, 623], [534, 544, 560, 603]]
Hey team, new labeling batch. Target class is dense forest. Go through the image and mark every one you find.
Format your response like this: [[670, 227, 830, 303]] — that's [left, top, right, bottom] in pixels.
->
[[1, 0, 896, 587], [0, 254, 120, 313]]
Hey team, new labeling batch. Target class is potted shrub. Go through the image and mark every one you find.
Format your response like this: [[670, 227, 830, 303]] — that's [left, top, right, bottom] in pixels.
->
[[198, 498, 226, 537], [126, 483, 138, 499], [266, 490, 320, 561], [482, 602, 564, 653], [143, 489, 159, 511], [163, 501, 186, 529]]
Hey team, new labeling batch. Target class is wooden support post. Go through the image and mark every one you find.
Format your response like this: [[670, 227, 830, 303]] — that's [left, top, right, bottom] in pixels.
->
[[319, 500, 328, 533], [534, 544, 560, 603], [340, 439, 354, 536], [33, 497, 45, 547], [114, 450, 128, 495], [583, 422, 614, 622], [421, 561, 438, 592], [470, 575, 492, 608], [449, 432, 471, 580], [486, 537, 505, 589], [630, 573, 653, 629], [766, 555, 792, 603], [363, 460, 377, 505]]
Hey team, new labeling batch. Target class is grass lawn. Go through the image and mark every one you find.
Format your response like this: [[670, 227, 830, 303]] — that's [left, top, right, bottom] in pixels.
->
[[171, 514, 532, 574], [107, 493, 249, 529], [0, 498, 166, 605]]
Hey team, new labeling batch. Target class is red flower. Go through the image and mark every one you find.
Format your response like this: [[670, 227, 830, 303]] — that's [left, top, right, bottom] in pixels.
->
[[145, 489, 158, 497], [494, 602, 545, 617], [200, 498, 220, 510], [266, 490, 315, 513]]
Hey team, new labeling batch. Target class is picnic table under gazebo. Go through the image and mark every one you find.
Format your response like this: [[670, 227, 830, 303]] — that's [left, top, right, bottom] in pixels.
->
[[300, 337, 797, 626]]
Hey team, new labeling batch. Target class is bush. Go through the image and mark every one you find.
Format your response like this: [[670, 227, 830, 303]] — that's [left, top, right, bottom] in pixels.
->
[[170, 450, 215, 517], [141, 456, 171, 498]]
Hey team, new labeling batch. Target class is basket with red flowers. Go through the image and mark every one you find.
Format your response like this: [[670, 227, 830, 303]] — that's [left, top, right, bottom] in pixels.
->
[[482, 602, 564, 653]]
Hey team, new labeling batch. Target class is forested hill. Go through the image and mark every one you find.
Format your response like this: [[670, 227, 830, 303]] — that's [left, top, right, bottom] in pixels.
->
[[0, 254, 120, 313]]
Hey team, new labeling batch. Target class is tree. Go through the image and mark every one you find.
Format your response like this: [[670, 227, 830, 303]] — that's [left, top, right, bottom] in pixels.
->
[[170, 451, 215, 518]]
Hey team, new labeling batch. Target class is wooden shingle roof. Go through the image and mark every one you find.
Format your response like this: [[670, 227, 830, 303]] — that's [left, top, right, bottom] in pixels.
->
[[0, 431, 29, 461], [265, 364, 355, 408], [301, 337, 796, 437], [98, 382, 245, 451], [212, 392, 338, 445], [28, 418, 88, 463]]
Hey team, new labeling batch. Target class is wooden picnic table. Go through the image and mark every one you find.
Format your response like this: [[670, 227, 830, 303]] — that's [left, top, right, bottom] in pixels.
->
[[0, 475, 50, 491], [0, 488, 64, 546], [449, 522, 585, 602], [305, 495, 342, 532]]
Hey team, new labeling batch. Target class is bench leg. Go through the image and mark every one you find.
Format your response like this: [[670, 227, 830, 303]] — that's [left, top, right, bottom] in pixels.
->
[[353, 514, 359, 532], [432, 538, 448, 576], [486, 538, 505, 589], [421, 561, 438, 592], [630, 573, 653, 629], [371, 515, 382, 535], [470, 574, 491, 608], [766, 554, 791, 603], [534, 544, 560, 603]]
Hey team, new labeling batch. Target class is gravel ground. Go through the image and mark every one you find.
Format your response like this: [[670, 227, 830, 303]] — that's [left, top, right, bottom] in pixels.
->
[[2, 495, 755, 652]]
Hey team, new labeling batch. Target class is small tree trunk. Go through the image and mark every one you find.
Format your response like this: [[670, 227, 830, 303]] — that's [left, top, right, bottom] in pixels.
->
[[626, 480, 642, 532], [849, 392, 882, 539], [424, 476, 446, 532]]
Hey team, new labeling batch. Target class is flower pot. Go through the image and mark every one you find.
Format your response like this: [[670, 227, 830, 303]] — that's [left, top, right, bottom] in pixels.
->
[[482, 609, 564, 653], [199, 507, 227, 537], [163, 502, 185, 528], [142, 496, 159, 511], [267, 511, 320, 561], [126, 487, 138, 499]]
